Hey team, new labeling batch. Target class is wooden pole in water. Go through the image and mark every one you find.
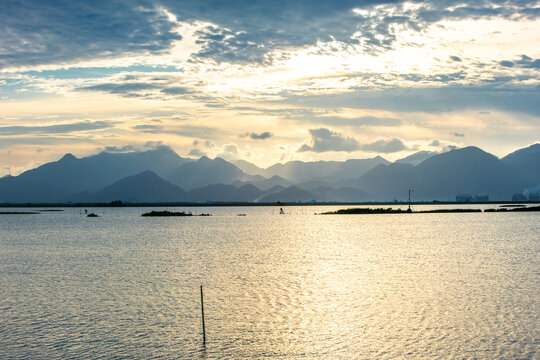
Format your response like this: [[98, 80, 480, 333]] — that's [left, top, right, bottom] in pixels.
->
[[200, 285, 206, 345]]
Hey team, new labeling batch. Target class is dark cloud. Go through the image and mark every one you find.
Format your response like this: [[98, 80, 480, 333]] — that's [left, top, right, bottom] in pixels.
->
[[0, 121, 113, 135], [451, 132, 465, 137], [2, 1, 537, 68], [430, 139, 440, 146], [499, 55, 540, 69], [161, 87, 194, 95], [240, 131, 273, 140], [298, 128, 359, 153], [449, 56, 462, 62], [0, 0, 181, 70], [233, 106, 401, 127], [361, 138, 408, 153], [500, 60, 515, 67], [518, 55, 540, 69], [285, 85, 540, 117], [174, 0, 539, 63], [76, 82, 159, 95]]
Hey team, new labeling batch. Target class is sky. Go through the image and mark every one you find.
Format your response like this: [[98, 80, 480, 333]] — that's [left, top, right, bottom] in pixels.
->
[[1, 0, 539, 176]]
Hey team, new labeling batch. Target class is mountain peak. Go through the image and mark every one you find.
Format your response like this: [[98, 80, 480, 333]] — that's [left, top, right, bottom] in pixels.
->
[[60, 153, 77, 161]]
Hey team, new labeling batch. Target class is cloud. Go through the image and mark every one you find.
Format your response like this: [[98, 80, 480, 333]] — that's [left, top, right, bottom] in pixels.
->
[[0, 1, 182, 70], [3, 1, 536, 69], [223, 144, 239, 154], [430, 140, 440, 146], [299, 114, 402, 127], [240, 131, 273, 140], [234, 107, 402, 127], [500, 60, 515, 68], [345, 116, 401, 127], [76, 82, 160, 95], [188, 148, 206, 157], [285, 86, 540, 117], [361, 138, 408, 153], [161, 87, 195, 95], [104, 145, 138, 153], [133, 124, 163, 133], [216, 143, 242, 160], [179, 1, 540, 63], [451, 132, 465, 137], [499, 55, 540, 69], [449, 56, 462, 62], [298, 128, 359, 153], [0, 121, 113, 135]]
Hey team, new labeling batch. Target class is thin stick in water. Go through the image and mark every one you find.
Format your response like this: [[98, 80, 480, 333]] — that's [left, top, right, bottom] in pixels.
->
[[200, 285, 206, 345]]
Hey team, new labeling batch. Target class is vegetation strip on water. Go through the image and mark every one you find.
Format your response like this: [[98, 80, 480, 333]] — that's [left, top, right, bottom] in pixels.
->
[[0, 211, 40, 215], [141, 210, 211, 217], [485, 205, 540, 212], [320, 206, 540, 215]]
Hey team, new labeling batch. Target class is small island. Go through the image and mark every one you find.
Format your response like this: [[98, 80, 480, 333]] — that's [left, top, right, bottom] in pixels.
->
[[141, 210, 211, 217]]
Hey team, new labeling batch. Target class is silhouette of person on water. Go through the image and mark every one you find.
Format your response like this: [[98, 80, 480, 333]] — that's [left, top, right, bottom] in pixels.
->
[[280, 208, 285, 214]]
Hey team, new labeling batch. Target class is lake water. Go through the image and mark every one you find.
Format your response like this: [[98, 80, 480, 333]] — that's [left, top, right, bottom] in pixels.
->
[[1, 205, 538, 359]]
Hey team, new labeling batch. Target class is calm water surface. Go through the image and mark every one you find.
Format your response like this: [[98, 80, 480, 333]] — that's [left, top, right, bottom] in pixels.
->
[[1, 206, 538, 359]]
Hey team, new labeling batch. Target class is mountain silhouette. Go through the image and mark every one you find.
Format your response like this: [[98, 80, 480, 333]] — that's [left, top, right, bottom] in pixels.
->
[[501, 143, 540, 185], [1, 143, 538, 203], [395, 150, 438, 166], [186, 183, 262, 202], [0, 146, 187, 203], [90, 170, 187, 203], [167, 156, 249, 190], [352, 146, 528, 201], [260, 156, 388, 183]]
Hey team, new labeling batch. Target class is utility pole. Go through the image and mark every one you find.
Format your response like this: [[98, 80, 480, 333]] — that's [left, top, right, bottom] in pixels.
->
[[408, 189, 414, 212]]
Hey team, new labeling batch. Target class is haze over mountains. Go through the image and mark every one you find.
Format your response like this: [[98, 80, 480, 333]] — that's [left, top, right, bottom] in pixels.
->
[[1, 144, 539, 203]]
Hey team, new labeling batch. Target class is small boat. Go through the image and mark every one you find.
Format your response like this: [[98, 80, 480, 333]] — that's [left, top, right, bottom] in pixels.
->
[[87, 213, 99, 217]]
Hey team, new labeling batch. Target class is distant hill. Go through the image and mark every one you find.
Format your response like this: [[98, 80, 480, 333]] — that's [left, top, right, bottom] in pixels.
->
[[186, 183, 262, 202], [349, 163, 417, 201], [501, 143, 540, 185], [259, 186, 315, 202], [230, 159, 264, 175], [309, 186, 369, 202], [73, 170, 188, 203], [168, 156, 250, 190], [260, 156, 389, 183], [0, 146, 188, 203], [351, 146, 529, 201], [232, 175, 293, 191], [1, 143, 539, 203], [395, 150, 438, 166]]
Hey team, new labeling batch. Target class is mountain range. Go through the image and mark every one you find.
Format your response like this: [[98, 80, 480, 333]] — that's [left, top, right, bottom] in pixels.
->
[[1, 143, 539, 203]]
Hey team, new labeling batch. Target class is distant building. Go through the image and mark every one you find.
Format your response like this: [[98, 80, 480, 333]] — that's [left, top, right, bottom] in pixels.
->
[[474, 195, 489, 202], [512, 193, 527, 202], [529, 193, 540, 202], [456, 194, 473, 202]]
